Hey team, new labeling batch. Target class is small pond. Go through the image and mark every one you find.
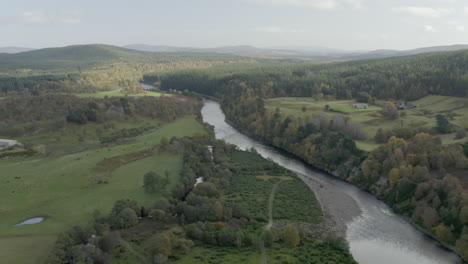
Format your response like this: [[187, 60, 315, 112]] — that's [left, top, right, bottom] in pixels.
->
[[14, 217, 45, 226]]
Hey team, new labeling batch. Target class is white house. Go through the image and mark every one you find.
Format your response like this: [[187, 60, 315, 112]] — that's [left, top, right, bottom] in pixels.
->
[[352, 103, 369, 109], [0, 139, 20, 150]]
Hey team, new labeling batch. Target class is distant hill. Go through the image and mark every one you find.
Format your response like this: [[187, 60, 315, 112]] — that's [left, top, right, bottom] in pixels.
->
[[0, 47, 35, 54], [339, 44, 468, 60], [124, 43, 468, 61], [123, 44, 196, 52], [0, 44, 246, 74], [123, 44, 345, 58]]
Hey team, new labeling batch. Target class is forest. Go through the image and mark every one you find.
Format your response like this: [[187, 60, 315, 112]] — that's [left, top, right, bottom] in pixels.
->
[[145, 49, 468, 100], [0, 45, 253, 96], [148, 50, 468, 260]]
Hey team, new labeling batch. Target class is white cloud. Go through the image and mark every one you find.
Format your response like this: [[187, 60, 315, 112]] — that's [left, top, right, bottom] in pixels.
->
[[0, 11, 83, 25], [424, 25, 436, 33], [380, 33, 390, 40], [447, 21, 465, 32], [465, 7, 468, 15], [254, 26, 283, 33], [253, 26, 305, 33], [252, 0, 337, 10], [343, 0, 362, 9], [22, 12, 48, 24], [249, 0, 363, 10], [392, 6, 452, 18]]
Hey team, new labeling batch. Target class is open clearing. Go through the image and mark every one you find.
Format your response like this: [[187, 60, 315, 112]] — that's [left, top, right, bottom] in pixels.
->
[[0, 116, 204, 263], [266, 95, 468, 151]]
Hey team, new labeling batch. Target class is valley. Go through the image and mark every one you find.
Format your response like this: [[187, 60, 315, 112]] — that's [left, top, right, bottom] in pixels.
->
[[0, 43, 467, 264]]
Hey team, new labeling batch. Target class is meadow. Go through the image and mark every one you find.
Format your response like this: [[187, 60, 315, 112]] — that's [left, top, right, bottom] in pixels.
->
[[0, 116, 205, 264], [266, 95, 468, 151]]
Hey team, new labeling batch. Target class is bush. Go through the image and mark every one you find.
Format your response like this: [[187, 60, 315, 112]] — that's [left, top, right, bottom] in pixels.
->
[[436, 114, 450, 134], [150, 209, 166, 221]]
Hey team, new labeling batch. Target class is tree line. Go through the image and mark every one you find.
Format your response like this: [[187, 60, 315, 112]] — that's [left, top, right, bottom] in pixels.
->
[[0, 94, 201, 137], [146, 49, 468, 101]]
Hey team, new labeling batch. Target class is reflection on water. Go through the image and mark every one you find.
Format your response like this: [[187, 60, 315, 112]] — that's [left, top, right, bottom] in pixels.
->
[[201, 100, 461, 264], [14, 217, 45, 226]]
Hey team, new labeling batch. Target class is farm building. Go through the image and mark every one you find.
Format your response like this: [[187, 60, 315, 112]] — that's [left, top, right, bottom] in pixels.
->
[[352, 103, 369, 109], [396, 101, 416, 110], [0, 139, 20, 149]]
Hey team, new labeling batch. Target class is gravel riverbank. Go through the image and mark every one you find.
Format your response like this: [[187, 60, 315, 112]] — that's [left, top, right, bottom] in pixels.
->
[[297, 173, 361, 237]]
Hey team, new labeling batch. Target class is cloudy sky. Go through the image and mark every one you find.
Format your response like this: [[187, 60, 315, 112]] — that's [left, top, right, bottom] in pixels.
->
[[1, 0, 468, 50]]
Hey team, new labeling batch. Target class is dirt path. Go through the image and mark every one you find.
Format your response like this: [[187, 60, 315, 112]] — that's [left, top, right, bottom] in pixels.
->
[[120, 239, 151, 264], [261, 180, 283, 264], [265, 181, 281, 230], [260, 241, 268, 264]]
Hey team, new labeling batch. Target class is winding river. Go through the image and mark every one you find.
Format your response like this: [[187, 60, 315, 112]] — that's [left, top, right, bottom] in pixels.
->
[[201, 100, 462, 264]]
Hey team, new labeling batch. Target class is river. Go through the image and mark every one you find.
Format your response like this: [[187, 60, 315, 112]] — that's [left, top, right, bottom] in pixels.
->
[[201, 100, 462, 264]]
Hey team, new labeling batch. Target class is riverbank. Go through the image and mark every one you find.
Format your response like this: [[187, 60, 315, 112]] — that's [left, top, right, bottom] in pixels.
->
[[202, 100, 462, 264], [297, 173, 361, 237]]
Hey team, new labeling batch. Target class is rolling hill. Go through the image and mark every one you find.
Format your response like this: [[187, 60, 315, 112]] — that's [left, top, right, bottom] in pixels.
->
[[0, 47, 35, 54], [0, 44, 246, 74], [124, 43, 468, 61]]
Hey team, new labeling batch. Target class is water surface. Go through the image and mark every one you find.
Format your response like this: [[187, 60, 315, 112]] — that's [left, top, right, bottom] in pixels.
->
[[14, 217, 45, 226]]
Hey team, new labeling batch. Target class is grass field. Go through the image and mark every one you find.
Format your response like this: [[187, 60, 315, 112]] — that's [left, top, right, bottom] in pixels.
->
[[0, 235, 57, 264], [266, 239, 357, 264], [273, 178, 323, 223], [265, 97, 382, 118], [266, 95, 468, 151], [0, 116, 205, 264], [174, 246, 261, 264], [226, 150, 323, 224]]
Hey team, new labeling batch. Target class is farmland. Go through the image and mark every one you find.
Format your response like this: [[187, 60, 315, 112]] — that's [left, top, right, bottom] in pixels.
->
[[0, 116, 205, 263], [265, 95, 468, 151]]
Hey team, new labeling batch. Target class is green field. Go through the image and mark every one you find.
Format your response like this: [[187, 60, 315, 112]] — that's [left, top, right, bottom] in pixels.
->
[[174, 246, 261, 264], [0, 116, 205, 264], [266, 95, 468, 151], [226, 151, 323, 224], [265, 97, 382, 118], [330, 104, 382, 113]]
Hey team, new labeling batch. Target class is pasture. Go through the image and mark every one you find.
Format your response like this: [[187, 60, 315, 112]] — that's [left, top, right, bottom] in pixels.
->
[[266, 95, 468, 151], [0, 116, 204, 263]]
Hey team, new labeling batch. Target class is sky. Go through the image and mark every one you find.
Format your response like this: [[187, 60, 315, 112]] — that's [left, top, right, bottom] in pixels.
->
[[1, 0, 468, 50]]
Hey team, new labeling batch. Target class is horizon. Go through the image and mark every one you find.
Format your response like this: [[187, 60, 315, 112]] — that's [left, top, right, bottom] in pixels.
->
[[3, 42, 468, 53], [2, 0, 468, 50]]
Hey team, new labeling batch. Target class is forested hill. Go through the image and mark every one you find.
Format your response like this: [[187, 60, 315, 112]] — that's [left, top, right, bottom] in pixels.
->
[[0, 44, 247, 74], [0, 44, 253, 95], [147, 49, 468, 100]]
